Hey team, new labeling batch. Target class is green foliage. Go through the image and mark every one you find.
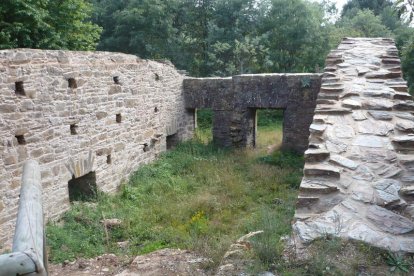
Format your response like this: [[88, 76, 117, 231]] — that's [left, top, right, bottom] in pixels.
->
[[257, 109, 284, 128], [0, 0, 102, 50], [338, 9, 393, 37], [385, 252, 412, 273], [342, 0, 394, 17], [197, 109, 213, 130], [402, 39, 414, 94]]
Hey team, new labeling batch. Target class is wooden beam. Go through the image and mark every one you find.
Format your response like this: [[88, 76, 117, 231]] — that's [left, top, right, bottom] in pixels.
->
[[11, 160, 47, 275], [0, 252, 37, 275]]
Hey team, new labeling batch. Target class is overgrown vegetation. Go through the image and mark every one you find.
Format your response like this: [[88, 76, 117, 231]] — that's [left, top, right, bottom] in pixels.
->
[[47, 111, 414, 274], [47, 111, 302, 269]]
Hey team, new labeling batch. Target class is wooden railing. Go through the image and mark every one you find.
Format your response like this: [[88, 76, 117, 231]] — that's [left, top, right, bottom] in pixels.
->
[[0, 160, 48, 276]]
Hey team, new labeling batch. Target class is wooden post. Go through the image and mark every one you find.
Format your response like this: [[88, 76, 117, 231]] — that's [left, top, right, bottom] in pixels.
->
[[0, 160, 47, 276]]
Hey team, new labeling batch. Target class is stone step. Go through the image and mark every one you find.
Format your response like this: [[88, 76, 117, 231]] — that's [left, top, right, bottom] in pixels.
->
[[322, 77, 341, 84], [317, 99, 336, 105], [313, 115, 327, 124], [310, 124, 327, 134], [329, 155, 358, 170], [325, 67, 337, 72], [392, 135, 414, 148], [296, 196, 319, 208], [300, 182, 339, 194], [315, 106, 352, 114], [340, 91, 360, 99], [390, 85, 409, 92], [387, 66, 402, 72], [326, 58, 344, 66], [396, 121, 414, 133], [342, 99, 362, 109], [304, 164, 341, 178], [394, 101, 414, 111], [362, 100, 393, 111], [400, 187, 414, 196], [321, 82, 343, 87], [382, 58, 401, 65], [396, 113, 414, 121], [304, 148, 330, 162], [323, 72, 337, 78], [365, 71, 402, 79], [363, 90, 393, 99], [398, 155, 414, 169], [368, 111, 393, 121], [319, 93, 339, 100], [394, 92, 411, 100], [402, 174, 414, 183], [320, 87, 344, 93]]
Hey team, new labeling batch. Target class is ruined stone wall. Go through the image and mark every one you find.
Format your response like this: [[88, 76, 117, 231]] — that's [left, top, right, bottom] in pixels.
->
[[184, 74, 321, 152], [0, 49, 194, 247], [294, 38, 414, 253]]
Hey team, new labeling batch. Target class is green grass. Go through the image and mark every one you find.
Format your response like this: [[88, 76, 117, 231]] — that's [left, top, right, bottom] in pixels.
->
[[47, 119, 303, 271]]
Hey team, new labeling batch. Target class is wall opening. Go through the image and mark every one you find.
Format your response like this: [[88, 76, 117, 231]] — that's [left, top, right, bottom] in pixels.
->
[[68, 78, 77, 89], [166, 133, 179, 150], [154, 73, 160, 81], [116, 114, 122, 123], [15, 81, 25, 96], [254, 109, 284, 153], [68, 171, 97, 202], [113, 76, 120, 84], [107, 155, 112, 164], [196, 108, 213, 144], [70, 124, 78, 135], [15, 135, 26, 145]]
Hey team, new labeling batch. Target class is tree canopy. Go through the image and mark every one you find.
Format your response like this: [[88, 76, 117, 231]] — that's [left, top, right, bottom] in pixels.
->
[[0, 0, 102, 50], [0, 0, 413, 91]]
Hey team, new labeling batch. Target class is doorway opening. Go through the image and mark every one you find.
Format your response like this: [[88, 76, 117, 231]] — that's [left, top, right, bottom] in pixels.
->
[[255, 109, 284, 154], [68, 172, 98, 202], [196, 108, 213, 144]]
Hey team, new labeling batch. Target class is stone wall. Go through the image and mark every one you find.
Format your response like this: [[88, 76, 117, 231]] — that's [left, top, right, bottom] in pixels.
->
[[184, 74, 321, 152], [294, 38, 414, 253], [0, 49, 194, 248]]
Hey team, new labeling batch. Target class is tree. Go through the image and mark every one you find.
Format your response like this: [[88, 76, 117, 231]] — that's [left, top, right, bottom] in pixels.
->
[[260, 0, 331, 72], [338, 9, 393, 37], [0, 0, 102, 50], [395, 0, 414, 23], [342, 0, 393, 17], [402, 39, 414, 93]]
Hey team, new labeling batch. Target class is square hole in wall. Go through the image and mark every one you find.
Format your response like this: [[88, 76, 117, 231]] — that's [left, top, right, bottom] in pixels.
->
[[166, 133, 179, 150], [107, 155, 112, 164], [68, 78, 77, 89], [113, 76, 120, 84], [68, 172, 97, 202], [15, 81, 25, 96], [70, 124, 78, 135], [116, 114, 122, 123], [15, 135, 26, 145]]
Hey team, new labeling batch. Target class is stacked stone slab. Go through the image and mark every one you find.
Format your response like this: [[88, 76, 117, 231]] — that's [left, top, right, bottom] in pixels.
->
[[0, 49, 194, 248], [294, 38, 414, 252], [184, 74, 321, 153]]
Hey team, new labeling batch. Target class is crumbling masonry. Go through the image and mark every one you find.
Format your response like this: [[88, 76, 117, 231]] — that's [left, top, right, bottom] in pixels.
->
[[1, 38, 414, 253]]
